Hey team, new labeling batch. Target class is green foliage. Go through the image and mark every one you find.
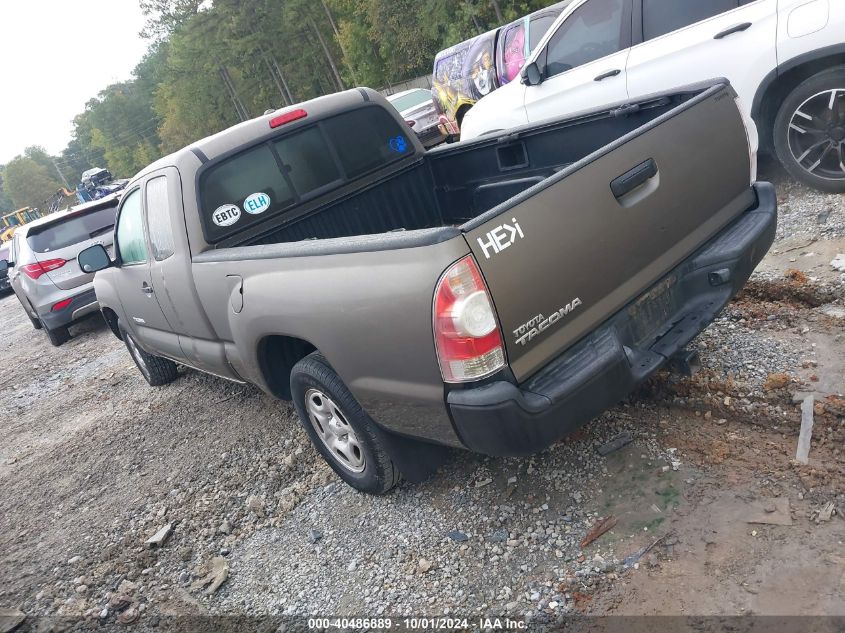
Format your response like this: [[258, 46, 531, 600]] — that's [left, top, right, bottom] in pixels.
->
[[1, 153, 62, 210], [50, 0, 562, 181]]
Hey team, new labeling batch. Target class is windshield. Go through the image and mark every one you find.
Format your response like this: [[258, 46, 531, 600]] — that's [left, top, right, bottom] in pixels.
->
[[26, 204, 118, 253], [388, 90, 433, 112]]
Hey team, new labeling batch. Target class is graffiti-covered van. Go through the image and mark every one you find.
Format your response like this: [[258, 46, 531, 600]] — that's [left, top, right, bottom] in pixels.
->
[[431, 1, 571, 138]]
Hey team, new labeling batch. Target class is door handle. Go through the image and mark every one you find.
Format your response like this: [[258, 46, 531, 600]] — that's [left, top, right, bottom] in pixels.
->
[[714, 22, 752, 39], [611, 158, 658, 199], [594, 69, 621, 82], [141, 282, 154, 295]]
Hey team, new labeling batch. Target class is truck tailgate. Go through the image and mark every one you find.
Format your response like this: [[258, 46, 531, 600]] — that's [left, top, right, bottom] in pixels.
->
[[464, 83, 755, 382]]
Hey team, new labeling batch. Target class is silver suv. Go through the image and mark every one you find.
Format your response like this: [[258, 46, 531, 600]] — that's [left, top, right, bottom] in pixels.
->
[[0, 195, 119, 346]]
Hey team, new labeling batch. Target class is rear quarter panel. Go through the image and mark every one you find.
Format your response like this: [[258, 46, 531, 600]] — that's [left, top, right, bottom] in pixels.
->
[[190, 235, 471, 446]]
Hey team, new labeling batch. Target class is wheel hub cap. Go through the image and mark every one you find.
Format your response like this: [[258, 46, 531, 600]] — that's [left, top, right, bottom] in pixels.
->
[[787, 88, 845, 181], [304, 389, 366, 473]]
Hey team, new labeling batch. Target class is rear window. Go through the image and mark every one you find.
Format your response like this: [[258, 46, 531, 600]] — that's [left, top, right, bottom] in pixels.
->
[[388, 90, 432, 112], [199, 105, 412, 242], [26, 204, 118, 254]]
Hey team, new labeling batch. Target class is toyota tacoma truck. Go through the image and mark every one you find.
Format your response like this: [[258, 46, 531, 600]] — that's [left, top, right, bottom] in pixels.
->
[[78, 81, 777, 494]]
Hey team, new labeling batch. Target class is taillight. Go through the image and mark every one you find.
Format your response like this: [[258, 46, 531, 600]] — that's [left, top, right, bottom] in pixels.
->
[[405, 120, 416, 128], [52, 298, 73, 312], [433, 255, 506, 382], [20, 258, 66, 280]]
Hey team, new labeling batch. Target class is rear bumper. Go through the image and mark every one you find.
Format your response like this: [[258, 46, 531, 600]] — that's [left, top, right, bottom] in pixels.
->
[[38, 287, 99, 329], [447, 182, 777, 456]]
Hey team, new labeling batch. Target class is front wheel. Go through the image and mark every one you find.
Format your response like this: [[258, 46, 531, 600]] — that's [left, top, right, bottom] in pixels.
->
[[121, 325, 178, 386], [773, 67, 845, 193], [290, 353, 400, 494]]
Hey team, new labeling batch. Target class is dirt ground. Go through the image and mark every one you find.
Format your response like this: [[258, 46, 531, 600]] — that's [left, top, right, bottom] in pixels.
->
[[0, 163, 843, 631]]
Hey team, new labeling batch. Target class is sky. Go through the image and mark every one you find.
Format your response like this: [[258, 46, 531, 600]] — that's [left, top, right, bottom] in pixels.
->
[[0, 0, 149, 165]]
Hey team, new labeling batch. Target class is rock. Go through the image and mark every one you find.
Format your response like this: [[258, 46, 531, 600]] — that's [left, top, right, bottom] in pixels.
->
[[447, 531, 469, 542], [109, 595, 131, 611], [99, 608, 109, 619], [473, 478, 492, 488], [0, 608, 26, 633], [831, 254, 845, 272], [596, 431, 633, 456], [817, 502, 835, 523], [178, 547, 193, 562], [308, 529, 323, 544], [178, 571, 190, 585], [117, 580, 137, 595], [247, 496, 265, 518], [218, 519, 232, 535], [418, 558, 433, 574], [347, 560, 357, 572], [489, 530, 508, 543], [191, 556, 229, 594], [117, 607, 139, 625], [67, 556, 82, 565], [145, 523, 173, 548], [75, 585, 88, 594]]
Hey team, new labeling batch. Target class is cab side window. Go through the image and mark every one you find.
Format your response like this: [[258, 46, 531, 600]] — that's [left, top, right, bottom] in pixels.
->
[[116, 189, 148, 265], [145, 176, 176, 261], [544, 0, 629, 78], [642, 0, 755, 41]]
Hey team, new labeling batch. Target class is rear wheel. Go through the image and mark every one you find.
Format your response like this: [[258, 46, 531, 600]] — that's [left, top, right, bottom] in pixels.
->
[[44, 323, 70, 347], [28, 313, 42, 330], [121, 326, 178, 386], [290, 352, 400, 494], [773, 68, 845, 193]]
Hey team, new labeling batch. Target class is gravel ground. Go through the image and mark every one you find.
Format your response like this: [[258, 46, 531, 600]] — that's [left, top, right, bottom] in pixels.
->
[[1, 166, 844, 630]]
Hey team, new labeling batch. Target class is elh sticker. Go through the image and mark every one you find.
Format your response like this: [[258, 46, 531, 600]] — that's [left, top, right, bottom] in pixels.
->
[[244, 192, 271, 215]]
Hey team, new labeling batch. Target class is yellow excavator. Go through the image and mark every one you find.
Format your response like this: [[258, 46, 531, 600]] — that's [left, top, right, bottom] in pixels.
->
[[1, 207, 42, 242]]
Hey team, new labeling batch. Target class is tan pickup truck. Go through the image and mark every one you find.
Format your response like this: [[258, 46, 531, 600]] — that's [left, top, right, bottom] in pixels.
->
[[77, 81, 776, 493]]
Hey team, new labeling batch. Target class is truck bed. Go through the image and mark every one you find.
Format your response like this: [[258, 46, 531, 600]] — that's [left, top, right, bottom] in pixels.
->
[[233, 89, 704, 248]]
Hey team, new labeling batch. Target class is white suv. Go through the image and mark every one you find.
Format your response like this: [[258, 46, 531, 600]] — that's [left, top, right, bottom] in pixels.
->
[[461, 0, 845, 192]]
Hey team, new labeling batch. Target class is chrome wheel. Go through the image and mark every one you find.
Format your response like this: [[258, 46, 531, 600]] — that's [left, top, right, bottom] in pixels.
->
[[788, 88, 845, 182], [304, 388, 366, 473], [126, 334, 151, 380]]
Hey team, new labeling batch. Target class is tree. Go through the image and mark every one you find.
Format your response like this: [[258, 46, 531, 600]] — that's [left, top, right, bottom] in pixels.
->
[[1, 155, 62, 210], [140, 0, 205, 40]]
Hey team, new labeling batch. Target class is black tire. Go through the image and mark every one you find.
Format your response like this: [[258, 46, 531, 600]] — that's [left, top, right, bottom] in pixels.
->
[[44, 323, 70, 346], [29, 313, 42, 330], [290, 352, 400, 495], [120, 325, 178, 386], [773, 67, 845, 193]]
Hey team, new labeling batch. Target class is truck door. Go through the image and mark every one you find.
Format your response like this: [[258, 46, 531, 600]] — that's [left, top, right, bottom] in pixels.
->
[[112, 186, 183, 360], [523, 0, 632, 124], [625, 0, 778, 112]]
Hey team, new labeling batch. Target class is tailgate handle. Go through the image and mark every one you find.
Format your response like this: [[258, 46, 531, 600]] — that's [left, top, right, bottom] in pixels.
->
[[611, 158, 658, 200], [714, 22, 752, 39]]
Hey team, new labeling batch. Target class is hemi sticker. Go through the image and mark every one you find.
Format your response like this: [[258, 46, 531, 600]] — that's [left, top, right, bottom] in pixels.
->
[[244, 192, 271, 215], [212, 204, 241, 227]]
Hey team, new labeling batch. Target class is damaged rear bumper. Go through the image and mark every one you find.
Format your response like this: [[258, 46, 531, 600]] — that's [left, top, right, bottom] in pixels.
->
[[447, 182, 777, 456]]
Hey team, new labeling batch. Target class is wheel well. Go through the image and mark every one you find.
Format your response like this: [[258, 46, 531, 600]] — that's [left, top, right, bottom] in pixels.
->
[[101, 308, 122, 340], [257, 335, 316, 400], [754, 55, 845, 150]]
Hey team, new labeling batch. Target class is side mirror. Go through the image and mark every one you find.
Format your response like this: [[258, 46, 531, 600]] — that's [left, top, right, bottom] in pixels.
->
[[0, 260, 8, 274], [521, 62, 543, 86], [78, 244, 112, 274]]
